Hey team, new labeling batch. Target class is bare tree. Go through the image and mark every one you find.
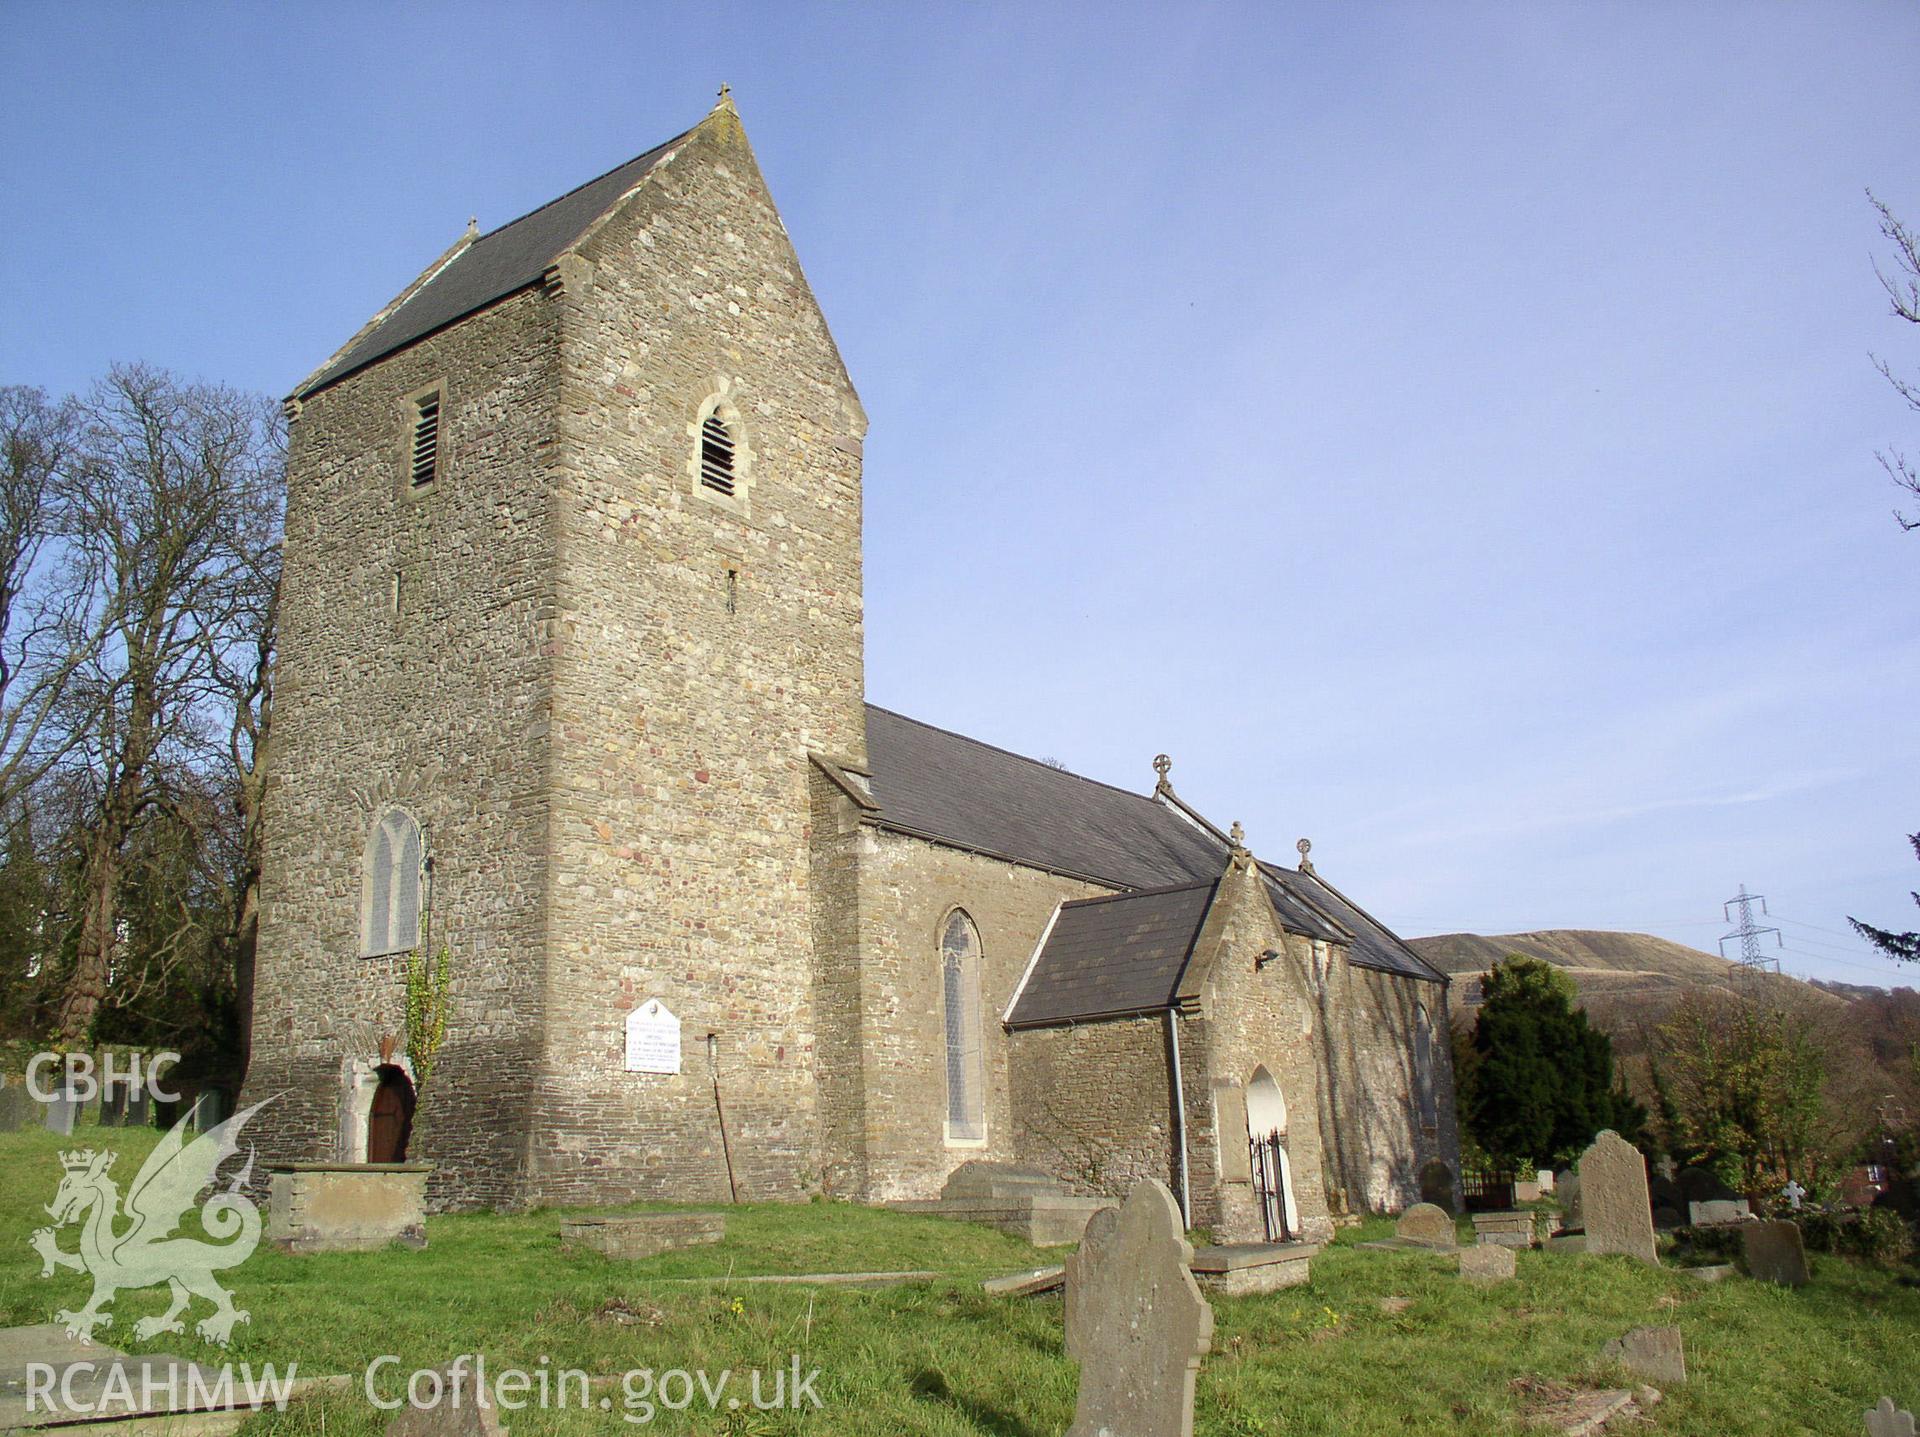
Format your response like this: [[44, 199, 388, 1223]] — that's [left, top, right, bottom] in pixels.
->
[[0, 387, 116, 809], [1869, 192, 1920, 530], [50, 365, 282, 1045]]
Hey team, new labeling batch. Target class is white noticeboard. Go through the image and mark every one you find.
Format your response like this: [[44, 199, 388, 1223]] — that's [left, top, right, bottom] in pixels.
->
[[624, 999, 682, 1074]]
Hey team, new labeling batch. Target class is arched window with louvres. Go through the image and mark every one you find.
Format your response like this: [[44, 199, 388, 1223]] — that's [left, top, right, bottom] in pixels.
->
[[699, 412, 736, 496]]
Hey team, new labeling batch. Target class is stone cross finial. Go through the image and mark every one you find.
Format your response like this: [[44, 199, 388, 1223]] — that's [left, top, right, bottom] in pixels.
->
[[1867, 1397, 1917, 1437], [1296, 837, 1315, 874], [1229, 821, 1245, 848], [466, 216, 477, 237], [1065, 1180, 1212, 1437], [1153, 753, 1172, 781], [718, 82, 733, 104]]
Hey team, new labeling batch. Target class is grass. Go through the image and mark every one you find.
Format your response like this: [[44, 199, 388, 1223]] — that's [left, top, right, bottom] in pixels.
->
[[3, 1122, 1917, 1434]]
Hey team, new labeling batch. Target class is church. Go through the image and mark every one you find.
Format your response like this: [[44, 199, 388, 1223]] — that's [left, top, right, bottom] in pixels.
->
[[240, 98, 1458, 1245]]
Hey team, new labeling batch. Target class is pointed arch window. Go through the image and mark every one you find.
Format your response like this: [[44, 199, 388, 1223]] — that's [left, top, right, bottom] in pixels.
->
[[1414, 1002, 1438, 1130], [941, 910, 986, 1143], [361, 809, 426, 958]]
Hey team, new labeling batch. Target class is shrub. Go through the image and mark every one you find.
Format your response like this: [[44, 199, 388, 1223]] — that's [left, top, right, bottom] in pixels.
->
[[1841, 1207, 1915, 1267]]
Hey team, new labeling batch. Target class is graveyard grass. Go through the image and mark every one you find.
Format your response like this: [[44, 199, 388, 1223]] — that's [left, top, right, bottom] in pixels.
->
[[4, 1125, 1917, 1435]]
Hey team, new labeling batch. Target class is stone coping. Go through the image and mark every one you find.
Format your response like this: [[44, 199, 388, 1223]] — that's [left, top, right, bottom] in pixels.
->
[[563, 1210, 726, 1225], [268, 1161, 435, 1173], [1189, 1241, 1322, 1273]]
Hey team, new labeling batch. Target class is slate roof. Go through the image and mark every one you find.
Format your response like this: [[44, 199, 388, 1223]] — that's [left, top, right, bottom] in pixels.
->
[[860, 705, 1446, 986], [1005, 881, 1217, 1027], [298, 126, 695, 398]]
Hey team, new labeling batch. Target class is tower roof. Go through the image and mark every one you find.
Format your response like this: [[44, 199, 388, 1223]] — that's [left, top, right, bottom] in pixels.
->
[[297, 117, 705, 398]]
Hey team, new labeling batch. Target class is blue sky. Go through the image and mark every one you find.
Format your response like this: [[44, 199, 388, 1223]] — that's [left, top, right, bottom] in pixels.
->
[[4, 3, 1917, 985]]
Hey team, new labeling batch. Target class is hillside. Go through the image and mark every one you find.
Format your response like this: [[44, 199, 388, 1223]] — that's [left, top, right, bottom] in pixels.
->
[[1404, 928, 1851, 1055]]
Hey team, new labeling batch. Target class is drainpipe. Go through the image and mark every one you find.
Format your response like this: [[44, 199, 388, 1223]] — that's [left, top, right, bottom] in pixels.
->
[[1166, 1010, 1191, 1226]]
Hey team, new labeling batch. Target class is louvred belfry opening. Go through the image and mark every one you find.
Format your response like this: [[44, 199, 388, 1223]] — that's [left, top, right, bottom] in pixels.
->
[[699, 412, 735, 496], [411, 392, 440, 487]]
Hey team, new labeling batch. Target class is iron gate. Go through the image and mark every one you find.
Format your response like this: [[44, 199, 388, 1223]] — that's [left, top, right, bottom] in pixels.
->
[[1251, 1130, 1292, 1242]]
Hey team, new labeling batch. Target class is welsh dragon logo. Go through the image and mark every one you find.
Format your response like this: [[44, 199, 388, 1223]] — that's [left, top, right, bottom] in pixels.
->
[[30, 1099, 270, 1346]]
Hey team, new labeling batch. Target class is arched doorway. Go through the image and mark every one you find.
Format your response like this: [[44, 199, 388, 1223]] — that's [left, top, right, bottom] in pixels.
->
[[1246, 1066, 1296, 1242], [366, 1065, 415, 1163]]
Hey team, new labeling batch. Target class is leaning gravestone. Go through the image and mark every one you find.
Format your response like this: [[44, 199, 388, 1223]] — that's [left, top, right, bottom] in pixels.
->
[[384, 1361, 507, 1437], [1065, 1180, 1212, 1437], [1580, 1130, 1658, 1266], [1866, 1396, 1916, 1437], [1602, 1325, 1686, 1386], [1742, 1220, 1810, 1288], [1395, 1202, 1457, 1249]]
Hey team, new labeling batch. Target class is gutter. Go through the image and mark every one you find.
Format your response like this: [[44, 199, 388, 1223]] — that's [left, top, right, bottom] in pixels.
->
[[1167, 1010, 1191, 1226]]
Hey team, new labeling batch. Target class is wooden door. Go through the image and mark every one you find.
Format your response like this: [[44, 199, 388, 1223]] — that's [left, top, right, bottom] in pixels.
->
[[367, 1067, 414, 1162]]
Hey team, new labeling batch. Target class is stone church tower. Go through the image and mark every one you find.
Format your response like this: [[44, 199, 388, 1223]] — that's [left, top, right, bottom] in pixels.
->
[[243, 98, 868, 1207]]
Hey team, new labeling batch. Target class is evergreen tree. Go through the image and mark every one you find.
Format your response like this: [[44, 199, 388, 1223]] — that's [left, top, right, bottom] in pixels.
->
[[1467, 955, 1643, 1168], [1850, 832, 1919, 964]]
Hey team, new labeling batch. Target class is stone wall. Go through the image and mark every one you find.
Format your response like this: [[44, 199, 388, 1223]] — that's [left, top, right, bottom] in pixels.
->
[[242, 284, 561, 1210], [1309, 952, 1458, 1214], [839, 823, 1105, 1201], [523, 106, 868, 1205], [1008, 1016, 1179, 1199]]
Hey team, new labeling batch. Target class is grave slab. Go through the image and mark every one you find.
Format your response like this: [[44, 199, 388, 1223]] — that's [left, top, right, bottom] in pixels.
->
[[560, 1212, 725, 1260]]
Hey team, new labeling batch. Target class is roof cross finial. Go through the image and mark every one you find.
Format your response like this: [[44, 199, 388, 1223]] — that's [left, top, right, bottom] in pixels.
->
[[1296, 837, 1316, 875], [718, 82, 733, 105]]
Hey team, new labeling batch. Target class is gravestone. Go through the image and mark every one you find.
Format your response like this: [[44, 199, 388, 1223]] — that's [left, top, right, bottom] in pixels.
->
[[43, 1093, 76, 1136], [124, 1087, 150, 1129], [1742, 1220, 1810, 1288], [1688, 1198, 1750, 1227], [1418, 1160, 1455, 1213], [0, 1080, 30, 1132], [1395, 1202, 1457, 1249], [1580, 1130, 1658, 1266], [1602, 1326, 1686, 1386], [1557, 1171, 1583, 1231], [384, 1361, 507, 1437], [98, 1080, 126, 1127], [1064, 1180, 1212, 1437], [1653, 1206, 1684, 1231], [1782, 1180, 1807, 1211], [1458, 1244, 1516, 1283], [1866, 1396, 1916, 1437]]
